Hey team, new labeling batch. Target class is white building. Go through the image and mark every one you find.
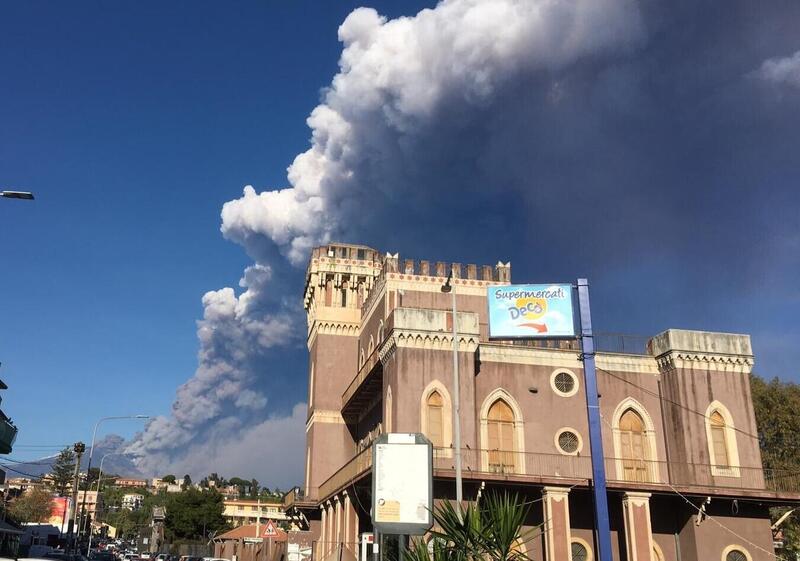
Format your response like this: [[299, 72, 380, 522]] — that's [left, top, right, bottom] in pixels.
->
[[121, 493, 144, 511]]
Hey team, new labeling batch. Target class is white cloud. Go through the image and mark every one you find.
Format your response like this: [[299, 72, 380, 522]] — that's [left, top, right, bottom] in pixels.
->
[[754, 50, 800, 89]]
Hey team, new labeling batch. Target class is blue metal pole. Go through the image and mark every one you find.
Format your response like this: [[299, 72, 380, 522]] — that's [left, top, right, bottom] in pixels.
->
[[577, 278, 613, 561]]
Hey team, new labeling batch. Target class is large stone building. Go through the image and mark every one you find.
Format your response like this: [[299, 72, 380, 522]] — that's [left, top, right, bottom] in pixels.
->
[[283, 243, 799, 561]]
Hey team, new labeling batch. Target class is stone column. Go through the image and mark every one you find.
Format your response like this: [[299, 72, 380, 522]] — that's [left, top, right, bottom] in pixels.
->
[[326, 501, 335, 557], [319, 504, 327, 561], [335, 496, 342, 551], [622, 492, 654, 561], [343, 492, 356, 554], [542, 486, 572, 561]]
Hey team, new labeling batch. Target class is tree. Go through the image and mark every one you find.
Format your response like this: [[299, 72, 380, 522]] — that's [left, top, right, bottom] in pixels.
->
[[49, 447, 76, 497], [751, 374, 800, 558], [182, 474, 192, 490], [228, 477, 248, 497], [9, 488, 54, 523], [403, 492, 535, 561], [81, 467, 101, 490], [162, 475, 176, 484], [249, 479, 259, 499], [165, 488, 227, 541]]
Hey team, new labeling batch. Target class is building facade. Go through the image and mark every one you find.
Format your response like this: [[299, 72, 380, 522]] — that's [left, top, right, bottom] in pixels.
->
[[115, 478, 148, 489], [283, 243, 800, 561], [224, 499, 288, 527], [121, 493, 144, 511]]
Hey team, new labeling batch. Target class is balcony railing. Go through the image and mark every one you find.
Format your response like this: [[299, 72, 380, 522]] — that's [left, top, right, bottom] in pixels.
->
[[431, 448, 800, 495], [316, 447, 800, 503], [318, 447, 373, 501], [283, 486, 319, 509]]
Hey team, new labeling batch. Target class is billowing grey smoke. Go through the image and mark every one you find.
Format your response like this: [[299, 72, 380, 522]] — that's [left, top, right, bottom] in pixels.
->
[[220, 0, 646, 264], [128, 0, 649, 482], [128, 0, 800, 483]]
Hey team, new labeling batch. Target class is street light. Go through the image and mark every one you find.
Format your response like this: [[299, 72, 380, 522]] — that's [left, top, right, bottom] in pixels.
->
[[79, 415, 149, 542], [0, 191, 35, 200], [86, 452, 128, 555], [441, 269, 463, 510]]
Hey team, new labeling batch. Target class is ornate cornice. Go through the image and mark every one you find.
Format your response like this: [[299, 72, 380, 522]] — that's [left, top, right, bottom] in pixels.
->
[[308, 320, 360, 347], [393, 330, 479, 352], [385, 272, 505, 296], [378, 336, 397, 364], [655, 351, 754, 374], [306, 409, 345, 432]]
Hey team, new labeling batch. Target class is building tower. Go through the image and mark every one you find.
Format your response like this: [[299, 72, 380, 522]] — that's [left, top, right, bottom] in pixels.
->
[[302, 244, 382, 494]]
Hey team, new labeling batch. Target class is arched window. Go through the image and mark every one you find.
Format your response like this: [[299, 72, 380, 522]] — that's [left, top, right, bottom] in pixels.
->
[[611, 398, 659, 483], [420, 381, 453, 456], [480, 390, 525, 474], [619, 409, 648, 482], [324, 277, 333, 306], [710, 411, 729, 467], [570, 538, 593, 561], [378, 320, 385, 343], [308, 362, 315, 408], [705, 401, 740, 476], [488, 400, 516, 473], [426, 391, 444, 447], [652, 542, 665, 561], [722, 545, 752, 561], [368, 335, 375, 356]]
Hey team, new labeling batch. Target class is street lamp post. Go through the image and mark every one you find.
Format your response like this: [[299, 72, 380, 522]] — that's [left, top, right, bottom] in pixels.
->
[[79, 415, 149, 543], [86, 452, 126, 555], [0, 191, 35, 200], [441, 269, 463, 509]]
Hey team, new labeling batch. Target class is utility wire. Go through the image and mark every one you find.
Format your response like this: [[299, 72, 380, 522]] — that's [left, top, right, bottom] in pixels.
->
[[0, 462, 45, 479], [596, 366, 775, 445]]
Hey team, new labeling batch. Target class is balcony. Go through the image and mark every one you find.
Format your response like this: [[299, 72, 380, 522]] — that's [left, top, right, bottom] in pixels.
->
[[282, 486, 319, 510], [315, 447, 800, 503], [318, 447, 373, 501], [0, 414, 17, 454]]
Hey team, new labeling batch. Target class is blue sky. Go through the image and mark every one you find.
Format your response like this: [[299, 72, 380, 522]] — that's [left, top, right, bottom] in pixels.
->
[[1, 0, 799, 483], [0, 0, 428, 462]]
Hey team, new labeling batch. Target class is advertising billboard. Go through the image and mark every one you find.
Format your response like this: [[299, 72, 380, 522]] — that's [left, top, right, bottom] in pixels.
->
[[488, 284, 575, 339]]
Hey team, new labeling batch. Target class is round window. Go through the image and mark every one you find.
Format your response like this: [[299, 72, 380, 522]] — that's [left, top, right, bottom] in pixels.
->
[[571, 541, 589, 561], [726, 550, 748, 561], [558, 430, 580, 454], [553, 371, 576, 395]]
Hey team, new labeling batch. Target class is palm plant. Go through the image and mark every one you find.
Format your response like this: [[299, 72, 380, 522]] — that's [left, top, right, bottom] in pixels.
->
[[402, 492, 536, 561]]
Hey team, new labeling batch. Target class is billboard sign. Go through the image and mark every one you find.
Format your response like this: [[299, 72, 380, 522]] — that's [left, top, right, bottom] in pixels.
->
[[372, 433, 432, 536], [488, 284, 575, 339]]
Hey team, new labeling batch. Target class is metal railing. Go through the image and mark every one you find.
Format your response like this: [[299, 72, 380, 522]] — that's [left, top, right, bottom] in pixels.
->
[[283, 486, 319, 508], [431, 448, 800, 494], [316, 447, 800, 503], [318, 447, 373, 500], [313, 443, 800, 509]]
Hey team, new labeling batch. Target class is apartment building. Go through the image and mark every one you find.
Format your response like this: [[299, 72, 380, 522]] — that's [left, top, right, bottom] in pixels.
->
[[283, 243, 800, 561], [115, 478, 147, 489], [223, 499, 287, 527], [121, 493, 144, 511]]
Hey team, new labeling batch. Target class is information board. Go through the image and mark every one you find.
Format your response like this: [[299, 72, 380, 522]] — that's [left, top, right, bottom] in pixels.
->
[[487, 283, 575, 338], [372, 433, 432, 535]]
